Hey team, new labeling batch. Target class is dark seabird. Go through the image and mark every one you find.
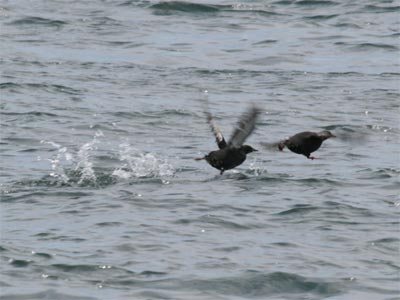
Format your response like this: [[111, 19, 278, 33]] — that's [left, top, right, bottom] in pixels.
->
[[195, 105, 260, 175], [278, 130, 335, 160]]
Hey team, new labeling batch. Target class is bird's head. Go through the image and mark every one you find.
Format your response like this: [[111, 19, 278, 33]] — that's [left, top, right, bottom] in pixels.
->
[[242, 145, 258, 154], [318, 130, 336, 140], [278, 138, 289, 151]]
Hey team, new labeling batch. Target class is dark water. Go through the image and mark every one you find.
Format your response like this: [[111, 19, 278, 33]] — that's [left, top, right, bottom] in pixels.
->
[[1, 0, 399, 299]]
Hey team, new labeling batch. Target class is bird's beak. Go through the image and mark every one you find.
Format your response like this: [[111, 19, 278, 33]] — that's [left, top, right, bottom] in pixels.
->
[[253, 148, 258, 152], [331, 134, 336, 138]]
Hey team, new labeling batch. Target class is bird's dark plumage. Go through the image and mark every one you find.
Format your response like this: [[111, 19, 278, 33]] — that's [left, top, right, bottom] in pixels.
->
[[196, 104, 260, 174], [278, 130, 335, 160]]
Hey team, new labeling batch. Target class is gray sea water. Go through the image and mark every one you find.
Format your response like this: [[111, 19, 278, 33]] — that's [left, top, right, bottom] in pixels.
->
[[1, 0, 399, 299]]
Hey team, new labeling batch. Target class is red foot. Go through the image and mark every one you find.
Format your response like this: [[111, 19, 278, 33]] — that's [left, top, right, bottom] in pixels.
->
[[308, 156, 319, 160]]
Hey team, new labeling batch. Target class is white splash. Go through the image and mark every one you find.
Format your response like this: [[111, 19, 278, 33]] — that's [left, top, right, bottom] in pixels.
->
[[74, 131, 102, 184], [42, 130, 103, 185], [41, 132, 174, 186], [112, 143, 175, 179], [248, 159, 267, 176], [41, 140, 71, 184]]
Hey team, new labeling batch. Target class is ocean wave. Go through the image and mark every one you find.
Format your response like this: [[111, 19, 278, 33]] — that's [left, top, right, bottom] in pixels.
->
[[363, 4, 400, 13], [335, 42, 399, 52], [294, 0, 338, 6], [333, 22, 362, 29], [149, 1, 284, 16], [0, 111, 59, 117], [102, 271, 344, 299], [113, 108, 194, 119], [0, 289, 99, 300], [276, 204, 319, 215], [303, 14, 339, 20], [0, 82, 82, 95], [174, 214, 252, 230], [7, 16, 67, 28], [356, 167, 400, 180], [150, 1, 225, 13]]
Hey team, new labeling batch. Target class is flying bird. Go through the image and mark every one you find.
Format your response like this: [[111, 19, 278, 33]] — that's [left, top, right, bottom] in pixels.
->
[[278, 130, 335, 160], [195, 104, 260, 175]]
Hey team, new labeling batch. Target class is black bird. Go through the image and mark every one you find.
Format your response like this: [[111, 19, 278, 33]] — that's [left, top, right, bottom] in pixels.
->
[[195, 105, 260, 175], [278, 130, 335, 160]]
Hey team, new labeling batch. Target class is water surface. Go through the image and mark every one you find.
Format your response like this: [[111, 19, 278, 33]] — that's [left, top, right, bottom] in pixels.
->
[[1, 0, 399, 299]]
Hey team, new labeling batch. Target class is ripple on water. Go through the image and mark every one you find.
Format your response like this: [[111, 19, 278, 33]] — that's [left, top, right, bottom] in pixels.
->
[[8, 259, 32, 268], [294, 0, 339, 6], [173, 214, 253, 230], [121, 271, 344, 299], [357, 168, 400, 180], [7, 16, 67, 28], [0, 290, 99, 300], [150, 1, 228, 14], [0, 82, 82, 95], [363, 4, 400, 13], [335, 42, 399, 52], [369, 238, 400, 252], [276, 204, 319, 216]]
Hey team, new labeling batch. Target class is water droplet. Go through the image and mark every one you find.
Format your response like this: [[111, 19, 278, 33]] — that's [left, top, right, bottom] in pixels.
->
[[99, 265, 112, 269], [95, 130, 104, 137]]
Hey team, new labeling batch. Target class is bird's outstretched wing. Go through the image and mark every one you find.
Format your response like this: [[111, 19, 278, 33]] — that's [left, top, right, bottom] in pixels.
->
[[228, 105, 260, 148], [205, 110, 227, 149]]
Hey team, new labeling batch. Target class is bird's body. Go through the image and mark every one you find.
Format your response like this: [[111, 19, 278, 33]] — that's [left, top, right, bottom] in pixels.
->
[[279, 131, 335, 159], [204, 145, 254, 174], [196, 104, 260, 174]]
